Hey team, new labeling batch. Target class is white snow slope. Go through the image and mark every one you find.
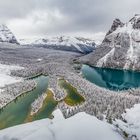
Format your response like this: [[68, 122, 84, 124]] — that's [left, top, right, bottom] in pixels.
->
[[115, 104, 140, 140], [0, 109, 123, 140], [0, 63, 23, 88]]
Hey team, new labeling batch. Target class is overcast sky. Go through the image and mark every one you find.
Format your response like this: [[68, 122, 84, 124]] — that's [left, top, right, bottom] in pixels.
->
[[0, 0, 140, 39]]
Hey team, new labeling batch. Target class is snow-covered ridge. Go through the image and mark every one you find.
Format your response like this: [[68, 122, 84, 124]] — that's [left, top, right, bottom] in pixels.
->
[[0, 109, 123, 140], [0, 24, 19, 44], [20, 36, 96, 54], [80, 14, 140, 71]]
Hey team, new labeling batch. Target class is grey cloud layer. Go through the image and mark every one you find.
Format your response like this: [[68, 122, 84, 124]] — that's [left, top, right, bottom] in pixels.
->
[[1, 0, 140, 37]]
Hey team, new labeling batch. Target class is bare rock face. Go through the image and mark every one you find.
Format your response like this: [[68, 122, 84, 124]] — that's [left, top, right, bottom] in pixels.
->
[[0, 25, 19, 44], [80, 14, 140, 71], [106, 18, 124, 36], [130, 14, 140, 29]]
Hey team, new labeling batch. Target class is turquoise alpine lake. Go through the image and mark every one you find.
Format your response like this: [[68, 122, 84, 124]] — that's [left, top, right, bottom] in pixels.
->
[[82, 65, 140, 91]]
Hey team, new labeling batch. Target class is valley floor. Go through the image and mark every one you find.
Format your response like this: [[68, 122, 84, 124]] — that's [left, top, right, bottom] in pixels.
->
[[0, 43, 140, 139]]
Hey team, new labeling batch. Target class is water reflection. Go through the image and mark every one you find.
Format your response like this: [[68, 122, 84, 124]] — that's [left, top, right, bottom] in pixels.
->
[[82, 65, 140, 91]]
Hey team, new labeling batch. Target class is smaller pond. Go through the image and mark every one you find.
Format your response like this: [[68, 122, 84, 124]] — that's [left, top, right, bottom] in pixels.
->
[[59, 79, 85, 106], [82, 65, 140, 91]]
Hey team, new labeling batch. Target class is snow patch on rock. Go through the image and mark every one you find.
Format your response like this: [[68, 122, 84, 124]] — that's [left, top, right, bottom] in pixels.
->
[[97, 48, 115, 67]]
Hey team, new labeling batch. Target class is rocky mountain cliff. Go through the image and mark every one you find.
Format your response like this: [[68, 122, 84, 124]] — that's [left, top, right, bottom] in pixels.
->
[[80, 14, 140, 71], [0, 25, 19, 44], [20, 36, 96, 54]]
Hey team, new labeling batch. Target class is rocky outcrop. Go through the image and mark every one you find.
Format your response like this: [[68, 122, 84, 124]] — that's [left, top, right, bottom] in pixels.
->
[[106, 18, 124, 36]]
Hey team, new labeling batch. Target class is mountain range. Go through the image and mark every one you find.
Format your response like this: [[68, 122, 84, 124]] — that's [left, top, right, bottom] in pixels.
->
[[20, 36, 96, 54], [0, 25, 96, 54]]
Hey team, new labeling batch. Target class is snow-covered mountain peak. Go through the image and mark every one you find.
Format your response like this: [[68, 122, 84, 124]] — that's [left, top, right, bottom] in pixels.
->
[[106, 18, 124, 35], [106, 15, 140, 36], [0, 24, 19, 44]]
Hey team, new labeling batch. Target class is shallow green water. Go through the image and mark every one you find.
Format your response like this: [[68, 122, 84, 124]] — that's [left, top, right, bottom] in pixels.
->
[[59, 79, 85, 106], [82, 65, 140, 91], [0, 76, 55, 129]]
